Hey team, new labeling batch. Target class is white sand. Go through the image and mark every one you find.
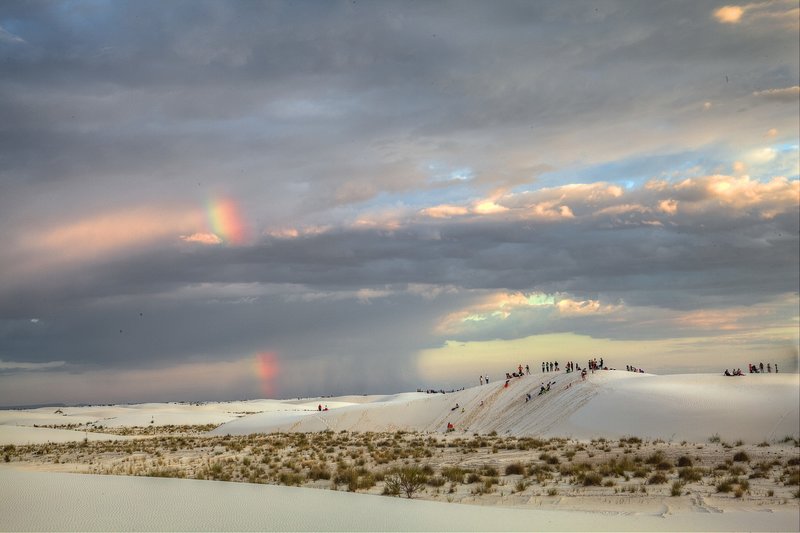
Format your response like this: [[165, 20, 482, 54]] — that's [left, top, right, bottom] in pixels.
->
[[2, 467, 797, 532], [0, 425, 134, 445], [212, 372, 799, 444], [2, 371, 798, 531]]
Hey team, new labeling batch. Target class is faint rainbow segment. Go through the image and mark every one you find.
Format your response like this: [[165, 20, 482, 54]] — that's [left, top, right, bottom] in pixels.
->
[[255, 352, 280, 398], [207, 197, 248, 245]]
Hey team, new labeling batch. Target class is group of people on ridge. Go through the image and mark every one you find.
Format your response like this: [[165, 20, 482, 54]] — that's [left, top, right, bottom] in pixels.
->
[[724, 363, 779, 376], [749, 362, 777, 373]]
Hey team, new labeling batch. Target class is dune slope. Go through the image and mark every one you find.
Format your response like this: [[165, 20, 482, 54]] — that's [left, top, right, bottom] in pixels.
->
[[213, 372, 799, 443]]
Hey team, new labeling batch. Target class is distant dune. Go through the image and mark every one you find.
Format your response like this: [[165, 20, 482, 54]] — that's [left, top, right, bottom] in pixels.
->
[[2, 371, 798, 532], [1, 371, 797, 446], [211, 371, 799, 444]]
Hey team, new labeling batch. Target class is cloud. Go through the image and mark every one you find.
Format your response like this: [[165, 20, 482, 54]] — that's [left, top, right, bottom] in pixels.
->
[[0, 359, 65, 371], [714, 2, 799, 27], [22, 207, 204, 262], [421, 205, 470, 219], [180, 232, 222, 245], [0, 2, 797, 403], [0, 25, 25, 44], [752, 86, 800, 102], [714, 5, 745, 24]]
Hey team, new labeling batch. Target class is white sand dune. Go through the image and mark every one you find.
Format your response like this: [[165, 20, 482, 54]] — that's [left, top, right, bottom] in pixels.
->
[[0, 425, 134, 445], [2, 371, 799, 532], [213, 372, 800, 444], [2, 467, 798, 532], [3, 372, 797, 446], [0, 399, 321, 444]]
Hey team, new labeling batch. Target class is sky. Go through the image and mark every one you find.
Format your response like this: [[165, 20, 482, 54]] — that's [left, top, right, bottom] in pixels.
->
[[0, 0, 798, 406]]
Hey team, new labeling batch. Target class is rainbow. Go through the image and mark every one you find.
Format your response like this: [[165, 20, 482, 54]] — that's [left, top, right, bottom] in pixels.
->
[[207, 197, 247, 245], [254, 351, 280, 398]]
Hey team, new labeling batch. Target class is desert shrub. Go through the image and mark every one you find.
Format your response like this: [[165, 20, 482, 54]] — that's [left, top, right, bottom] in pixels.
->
[[427, 476, 446, 487], [505, 462, 525, 475], [671, 481, 684, 496], [655, 460, 673, 471], [648, 472, 668, 485], [146, 467, 185, 478], [786, 457, 800, 466], [382, 481, 400, 496], [384, 466, 428, 498], [645, 451, 665, 465], [478, 465, 498, 477], [709, 434, 722, 443], [547, 488, 559, 496], [559, 462, 590, 476], [733, 451, 750, 462], [728, 465, 746, 476], [308, 464, 331, 480], [716, 479, 734, 493], [466, 472, 481, 484], [678, 467, 704, 482], [514, 480, 529, 492], [580, 472, 603, 486], [483, 476, 498, 489], [539, 453, 560, 465], [599, 457, 636, 477], [677, 456, 693, 467], [334, 466, 359, 491], [441, 466, 466, 483], [278, 472, 305, 486]]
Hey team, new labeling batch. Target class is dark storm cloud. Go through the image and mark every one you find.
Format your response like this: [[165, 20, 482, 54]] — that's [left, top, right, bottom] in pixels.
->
[[1, 1, 797, 403]]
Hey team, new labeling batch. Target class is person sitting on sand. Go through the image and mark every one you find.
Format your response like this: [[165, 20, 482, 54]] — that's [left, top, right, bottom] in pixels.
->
[[446, 422, 454, 432], [724, 369, 731, 376]]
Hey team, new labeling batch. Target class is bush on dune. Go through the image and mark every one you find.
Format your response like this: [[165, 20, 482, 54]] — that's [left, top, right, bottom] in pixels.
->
[[383, 466, 428, 498]]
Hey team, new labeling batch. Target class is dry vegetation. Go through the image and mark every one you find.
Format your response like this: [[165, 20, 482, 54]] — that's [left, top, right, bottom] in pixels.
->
[[5, 429, 799, 509]]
